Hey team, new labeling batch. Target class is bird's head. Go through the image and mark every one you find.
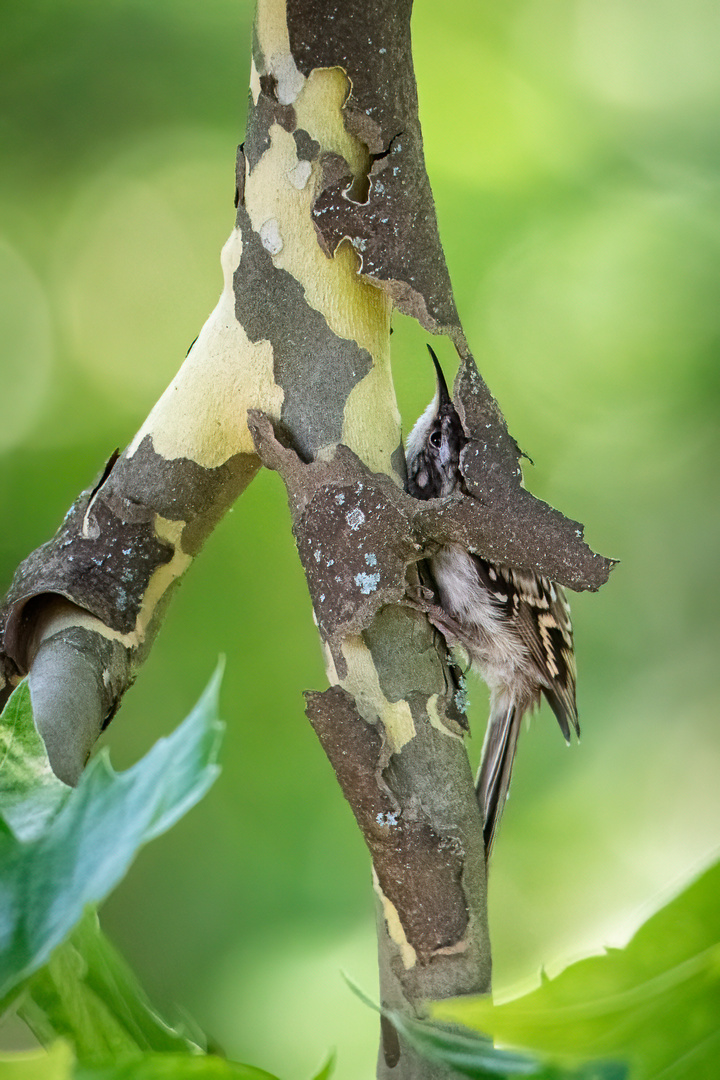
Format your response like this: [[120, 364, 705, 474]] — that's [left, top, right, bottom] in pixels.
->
[[405, 345, 465, 499]]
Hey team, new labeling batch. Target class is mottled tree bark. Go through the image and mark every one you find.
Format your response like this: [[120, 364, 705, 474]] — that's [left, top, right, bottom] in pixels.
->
[[0, 1, 613, 1075]]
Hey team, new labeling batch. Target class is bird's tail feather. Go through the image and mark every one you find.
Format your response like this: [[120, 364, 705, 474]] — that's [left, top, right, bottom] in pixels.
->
[[476, 695, 523, 860]]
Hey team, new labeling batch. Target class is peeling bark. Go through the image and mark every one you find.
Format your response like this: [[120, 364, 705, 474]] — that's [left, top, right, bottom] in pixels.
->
[[248, 410, 612, 648], [0, 0, 613, 1074], [0, 443, 259, 782], [306, 685, 477, 967], [286, 0, 459, 333]]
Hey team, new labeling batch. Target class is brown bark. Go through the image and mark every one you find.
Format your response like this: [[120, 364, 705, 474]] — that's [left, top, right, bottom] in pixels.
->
[[0, 1, 613, 1074]]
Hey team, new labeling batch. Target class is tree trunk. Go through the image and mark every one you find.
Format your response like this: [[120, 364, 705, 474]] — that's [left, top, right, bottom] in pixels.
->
[[0, 1, 614, 1073]]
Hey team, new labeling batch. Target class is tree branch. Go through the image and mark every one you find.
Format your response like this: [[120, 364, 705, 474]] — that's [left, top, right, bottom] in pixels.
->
[[0, 1, 613, 1075]]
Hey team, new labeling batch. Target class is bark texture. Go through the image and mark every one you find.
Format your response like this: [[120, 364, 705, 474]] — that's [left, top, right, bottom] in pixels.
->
[[0, 0, 613, 1074], [241, 8, 494, 1069], [240, 2, 612, 1075]]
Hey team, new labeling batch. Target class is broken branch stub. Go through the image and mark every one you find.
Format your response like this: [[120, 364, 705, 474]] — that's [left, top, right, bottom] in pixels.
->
[[1, 443, 257, 674], [0, 438, 258, 780]]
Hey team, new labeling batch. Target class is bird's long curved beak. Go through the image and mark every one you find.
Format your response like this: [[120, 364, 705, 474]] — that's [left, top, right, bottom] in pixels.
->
[[427, 344, 452, 408]]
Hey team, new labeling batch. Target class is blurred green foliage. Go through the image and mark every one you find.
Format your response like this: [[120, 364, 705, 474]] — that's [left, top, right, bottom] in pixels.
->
[[435, 860, 720, 1078], [0, 677, 289, 1079], [0, 676, 221, 1002], [1, 1, 719, 1077]]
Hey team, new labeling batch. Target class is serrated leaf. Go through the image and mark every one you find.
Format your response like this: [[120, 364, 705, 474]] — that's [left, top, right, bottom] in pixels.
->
[[342, 972, 624, 1079], [387, 1013, 537, 1077], [74, 1053, 283, 1079], [0, 680, 69, 841], [0, 1040, 284, 1080], [432, 861, 720, 1079], [0, 667, 224, 1001], [388, 1013, 625, 1080], [16, 909, 197, 1059]]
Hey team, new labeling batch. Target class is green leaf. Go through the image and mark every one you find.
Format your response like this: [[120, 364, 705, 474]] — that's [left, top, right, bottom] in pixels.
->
[[0, 1040, 75, 1079], [16, 910, 197, 1058], [0, 668, 224, 1002], [0, 678, 69, 840], [0, 1040, 284, 1080], [74, 1052, 283, 1079], [342, 973, 623, 1079], [433, 861, 720, 1079], [388, 1014, 625, 1080]]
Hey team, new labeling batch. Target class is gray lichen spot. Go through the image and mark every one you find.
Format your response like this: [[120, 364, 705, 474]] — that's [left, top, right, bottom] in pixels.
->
[[354, 571, 380, 594], [346, 507, 366, 531], [454, 683, 469, 715]]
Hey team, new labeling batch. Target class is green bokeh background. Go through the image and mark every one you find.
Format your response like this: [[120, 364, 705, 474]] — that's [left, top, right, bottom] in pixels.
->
[[1, 1, 719, 1077]]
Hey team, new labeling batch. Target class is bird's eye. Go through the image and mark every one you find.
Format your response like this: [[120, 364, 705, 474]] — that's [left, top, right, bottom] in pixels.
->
[[429, 430, 442, 449]]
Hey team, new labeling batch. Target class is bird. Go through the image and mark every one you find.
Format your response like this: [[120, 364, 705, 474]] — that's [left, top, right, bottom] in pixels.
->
[[405, 345, 579, 858]]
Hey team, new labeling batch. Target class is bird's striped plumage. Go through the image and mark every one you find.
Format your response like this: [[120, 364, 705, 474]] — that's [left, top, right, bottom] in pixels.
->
[[406, 347, 579, 857]]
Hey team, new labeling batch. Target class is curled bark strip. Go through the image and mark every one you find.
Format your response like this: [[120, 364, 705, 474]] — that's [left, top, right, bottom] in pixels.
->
[[413, 494, 615, 593], [1, 465, 173, 671], [280, 0, 460, 332], [0, 442, 258, 709]]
